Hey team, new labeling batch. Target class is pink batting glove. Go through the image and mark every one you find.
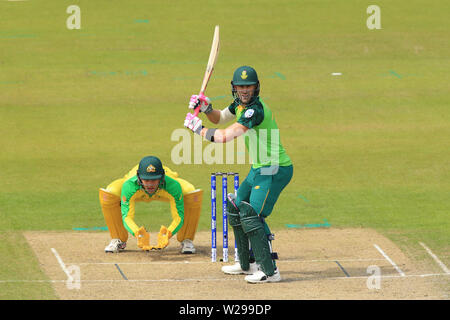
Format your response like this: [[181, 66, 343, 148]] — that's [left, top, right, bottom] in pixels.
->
[[188, 95, 200, 110], [188, 93, 212, 116], [184, 113, 203, 135]]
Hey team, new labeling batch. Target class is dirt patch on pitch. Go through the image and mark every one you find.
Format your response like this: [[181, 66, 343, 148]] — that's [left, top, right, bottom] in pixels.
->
[[24, 228, 448, 300]]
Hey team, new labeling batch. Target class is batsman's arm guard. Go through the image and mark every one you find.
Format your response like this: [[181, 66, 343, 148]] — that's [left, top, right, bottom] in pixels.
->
[[217, 107, 235, 125]]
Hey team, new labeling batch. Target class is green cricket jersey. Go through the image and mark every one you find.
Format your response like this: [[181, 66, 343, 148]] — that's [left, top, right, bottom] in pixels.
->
[[228, 97, 292, 168]]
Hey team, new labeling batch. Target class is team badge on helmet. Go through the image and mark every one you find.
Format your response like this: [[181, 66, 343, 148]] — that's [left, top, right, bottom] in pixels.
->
[[137, 156, 165, 180]]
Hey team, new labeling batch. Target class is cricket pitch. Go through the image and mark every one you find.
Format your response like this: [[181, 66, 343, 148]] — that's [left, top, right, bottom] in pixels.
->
[[24, 228, 449, 299]]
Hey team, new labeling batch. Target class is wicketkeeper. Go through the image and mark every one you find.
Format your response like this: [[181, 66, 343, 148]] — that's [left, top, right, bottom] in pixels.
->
[[184, 66, 293, 283], [99, 156, 203, 254]]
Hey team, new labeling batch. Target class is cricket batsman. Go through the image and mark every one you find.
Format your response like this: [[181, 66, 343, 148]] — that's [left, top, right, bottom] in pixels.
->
[[184, 66, 293, 283], [99, 156, 203, 254]]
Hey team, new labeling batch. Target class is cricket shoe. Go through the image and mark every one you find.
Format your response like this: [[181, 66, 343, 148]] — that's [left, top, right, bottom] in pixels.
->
[[221, 262, 259, 275], [104, 239, 127, 253], [180, 239, 196, 254], [244, 269, 281, 283]]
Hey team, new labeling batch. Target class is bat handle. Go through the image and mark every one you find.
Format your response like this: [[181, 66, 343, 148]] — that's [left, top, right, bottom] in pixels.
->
[[192, 91, 206, 117], [193, 106, 200, 117]]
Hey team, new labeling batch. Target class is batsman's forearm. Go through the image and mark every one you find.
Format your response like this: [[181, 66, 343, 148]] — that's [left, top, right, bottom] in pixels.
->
[[200, 127, 235, 143], [205, 109, 221, 124]]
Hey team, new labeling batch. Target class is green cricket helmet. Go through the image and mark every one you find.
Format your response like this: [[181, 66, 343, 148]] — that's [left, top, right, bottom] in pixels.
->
[[137, 156, 165, 181], [231, 66, 260, 105]]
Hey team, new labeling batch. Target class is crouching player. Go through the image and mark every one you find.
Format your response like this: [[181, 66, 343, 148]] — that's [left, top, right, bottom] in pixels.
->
[[99, 156, 203, 254]]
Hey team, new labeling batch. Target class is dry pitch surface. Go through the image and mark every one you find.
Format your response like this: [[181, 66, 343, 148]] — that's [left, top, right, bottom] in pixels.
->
[[24, 228, 449, 300]]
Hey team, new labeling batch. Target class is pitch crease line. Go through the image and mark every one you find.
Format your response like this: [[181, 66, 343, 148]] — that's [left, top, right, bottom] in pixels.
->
[[419, 242, 450, 274], [71, 258, 385, 265], [0, 273, 448, 284], [51, 248, 72, 280], [373, 244, 405, 277], [1, 273, 448, 284]]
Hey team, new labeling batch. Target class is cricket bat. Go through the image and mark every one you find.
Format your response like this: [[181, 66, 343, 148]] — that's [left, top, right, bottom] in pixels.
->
[[193, 25, 220, 117]]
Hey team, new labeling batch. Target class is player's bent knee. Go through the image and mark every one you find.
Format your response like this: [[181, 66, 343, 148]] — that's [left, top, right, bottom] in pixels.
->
[[177, 178, 196, 194], [105, 179, 126, 197], [237, 201, 274, 276], [238, 201, 264, 234], [227, 196, 241, 227]]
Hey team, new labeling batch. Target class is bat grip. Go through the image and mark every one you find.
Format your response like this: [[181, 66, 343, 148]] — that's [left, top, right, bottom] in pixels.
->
[[193, 92, 206, 117], [193, 106, 200, 117], [198, 92, 206, 100]]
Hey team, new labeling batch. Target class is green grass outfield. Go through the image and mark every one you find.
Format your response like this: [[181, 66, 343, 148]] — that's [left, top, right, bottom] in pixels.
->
[[0, 0, 449, 299]]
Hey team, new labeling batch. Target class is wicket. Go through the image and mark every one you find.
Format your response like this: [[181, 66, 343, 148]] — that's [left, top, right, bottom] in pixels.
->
[[211, 172, 239, 262]]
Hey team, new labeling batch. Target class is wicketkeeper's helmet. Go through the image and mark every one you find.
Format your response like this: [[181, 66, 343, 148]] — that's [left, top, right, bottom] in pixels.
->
[[137, 156, 165, 186]]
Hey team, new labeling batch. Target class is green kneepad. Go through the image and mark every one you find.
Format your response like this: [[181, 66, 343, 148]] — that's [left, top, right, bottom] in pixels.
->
[[227, 198, 250, 270], [238, 201, 275, 276]]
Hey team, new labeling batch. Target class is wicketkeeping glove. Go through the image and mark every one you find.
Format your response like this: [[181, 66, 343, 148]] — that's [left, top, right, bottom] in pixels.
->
[[156, 225, 172, 249], [136, 226, 151, 251]]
